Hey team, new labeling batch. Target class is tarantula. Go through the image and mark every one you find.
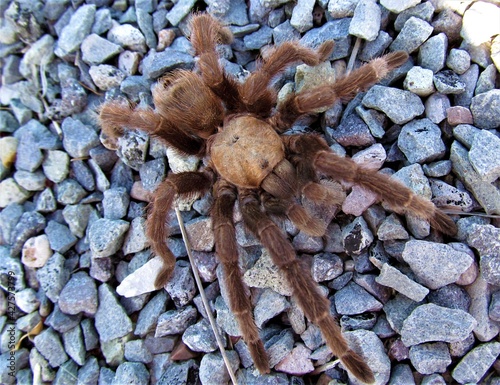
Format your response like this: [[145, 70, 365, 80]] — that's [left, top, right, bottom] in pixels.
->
[[100, 13, 457, 384]]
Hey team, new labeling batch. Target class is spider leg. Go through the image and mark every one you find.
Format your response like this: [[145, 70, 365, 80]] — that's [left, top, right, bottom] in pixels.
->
[[148, 171, 214, 287], [99, 102, 204, 155], [189, 13, 242, 112], [260, 159, 326, 236], [240, 40, 334, 117], [270, 51, 409, 131], [239, 189, 375, 384], [284, 135, 458, 236], [211, 180, 269, 373]]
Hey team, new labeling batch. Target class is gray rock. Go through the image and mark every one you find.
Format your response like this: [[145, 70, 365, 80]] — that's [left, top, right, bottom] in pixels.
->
[[390, 17, 433, 54], [142, 47, 195, 79], [88, 218, 130, 258], [136, 9, 157, 49], [398, 118, 446, 164], [423, 160, 452, 177], [311, 253, 343, 282], [377, 214, 409, 241], [182, 318, 221, 352], [112, 362, 150, 385], [63, 325, 86, 365], [62, 204, 92, 238], [362, 85, 424, 124], [265, 328, 295, 368], [116, 130, 149, 171], [403, 66, 435, 96], [89, 64, 127, 91], [400, 303, 477, 346], [37, 253, 70, 302], [454, 64, 479, 107], [0, 111, 19, 133], [55, 4, 96, 57], [334, 281, 383, 315], [433, 70, 466, 94], [300, 19, 352, 60], [45, 220, 77, 254], [13, 170, 46, 192], [43, 150, 70, 183], [36, 188, 57, 213], [376, 263, 428, 302], [102, 187, 130, 220], [344, 329, 391, 385], [15, 137, 43, 173], [61, 117, 100, 158], [418, 33, 448, 73], [290, 0, 315, 33], [380, 0, 420, 13], [15, 288, 39, 314], [273, 20, 301, 45], [342, 216, 374, 255], [384, 294, 422, 333], [77, 357, 100, 385], [95, 283, 133, 342], [349, 0, 380, 41], [10, 210, 45, 257], [452, 342, 500, 384], [490, 291, 500, 322], [33, 327, 68, 367], [470, 89, 500, 129], [394, 2, 434, 31], [409, 342, 451, 375], [155, 305, 197, 337], [55, 179, 87, 205], [446, 48, 471, 75], [69, 161, 96, 192], [359, 31, 393, 61], [107, 23, 147, 52], [389, 364, 416, 385], [165, 260, 196, 307], [166, 0, 196, 26], [243, 26, 273, 50], [428, 284, 471, 312], [81, 34, 122, 65], [58, 271, 98, 315], [139, 158, 167, 192], [329, 112, 375, 147], [122, 217, 148, 255], [45, 304, 82, 333], [124, 339, 153, 364], [135, 291, 168, 337], [401, 240, 473, 290], [475, 64, 497, 95], [451, 141, 500, 215], [199, 351, 240, 385], [255, 288, 290, 328]]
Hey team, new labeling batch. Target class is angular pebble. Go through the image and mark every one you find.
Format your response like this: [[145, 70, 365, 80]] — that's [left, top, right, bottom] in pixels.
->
[[398, 118, 445, 163], [58, 271, 98, 315], [362, 85, 424, 124], [61, 117, 100, 158], [55, 4, 96, 57], [401, 303, 477, 346], [33, 328, 68, 368], [418, 33, 447, 73], [390, 17, 433, 54], [334, 281, 383, 315], [88, 218, 130, 258], [95, 283, 133, 342], [112, 362, 149, 385], [45, 220, 77, 254], [452, 342, 500, 384], [470, 89, 500, 129], [376, 263, 428, 302], [409, 342, 451, 375], [81, 33, 123, 65], [349, 0, 380, 41], [37, 253, 70, 302], [433, 70, 466, 94], [402, 240, 473, 290]]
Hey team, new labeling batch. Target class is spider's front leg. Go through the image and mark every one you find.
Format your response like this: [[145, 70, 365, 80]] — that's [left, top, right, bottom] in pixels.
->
[[239, 189, 375, 384], [270, 51, 409, 131], [284, 135, 457, 236], [148, 171, 214, 287], [211, 180, 269, 373]]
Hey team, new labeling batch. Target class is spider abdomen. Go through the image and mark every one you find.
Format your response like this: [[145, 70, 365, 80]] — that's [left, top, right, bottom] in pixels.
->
[[210, 115, 284, 189]]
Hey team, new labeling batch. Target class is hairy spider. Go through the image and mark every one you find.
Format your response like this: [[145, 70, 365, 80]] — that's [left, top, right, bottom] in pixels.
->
[[99, 13, 457, 384]]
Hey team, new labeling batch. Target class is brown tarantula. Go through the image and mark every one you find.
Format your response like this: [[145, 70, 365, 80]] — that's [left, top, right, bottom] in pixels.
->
[[100, 13, 457, 384]]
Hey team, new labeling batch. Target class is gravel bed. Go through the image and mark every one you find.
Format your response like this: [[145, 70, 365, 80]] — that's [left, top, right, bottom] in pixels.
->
[[1, 1, 500, 384]]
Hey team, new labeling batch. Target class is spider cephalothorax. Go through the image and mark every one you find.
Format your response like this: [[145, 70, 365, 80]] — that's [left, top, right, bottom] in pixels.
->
[[99, 13, 457, 384]]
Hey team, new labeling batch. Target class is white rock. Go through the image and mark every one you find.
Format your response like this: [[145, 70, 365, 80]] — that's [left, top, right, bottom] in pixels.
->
[[22, 234, 53, 268]]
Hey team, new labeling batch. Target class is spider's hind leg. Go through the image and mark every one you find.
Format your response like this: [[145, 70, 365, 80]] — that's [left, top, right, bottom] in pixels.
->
[[148, 171, 214, 287], [211, 180, 269, 373], [285, 135, 457, 236], [239, 189, 375, 384]]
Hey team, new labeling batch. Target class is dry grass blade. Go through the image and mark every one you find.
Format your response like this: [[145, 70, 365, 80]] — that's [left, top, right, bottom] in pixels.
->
[[346, 37, 362, 75], [440, 209, 500, 219], [311, 359, 341, 375], [175, 207, 239, 385]]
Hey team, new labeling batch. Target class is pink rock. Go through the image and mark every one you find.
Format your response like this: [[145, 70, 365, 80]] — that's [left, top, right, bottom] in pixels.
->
[[275, 344, 314, 375], [447, 106, 473, 125]]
